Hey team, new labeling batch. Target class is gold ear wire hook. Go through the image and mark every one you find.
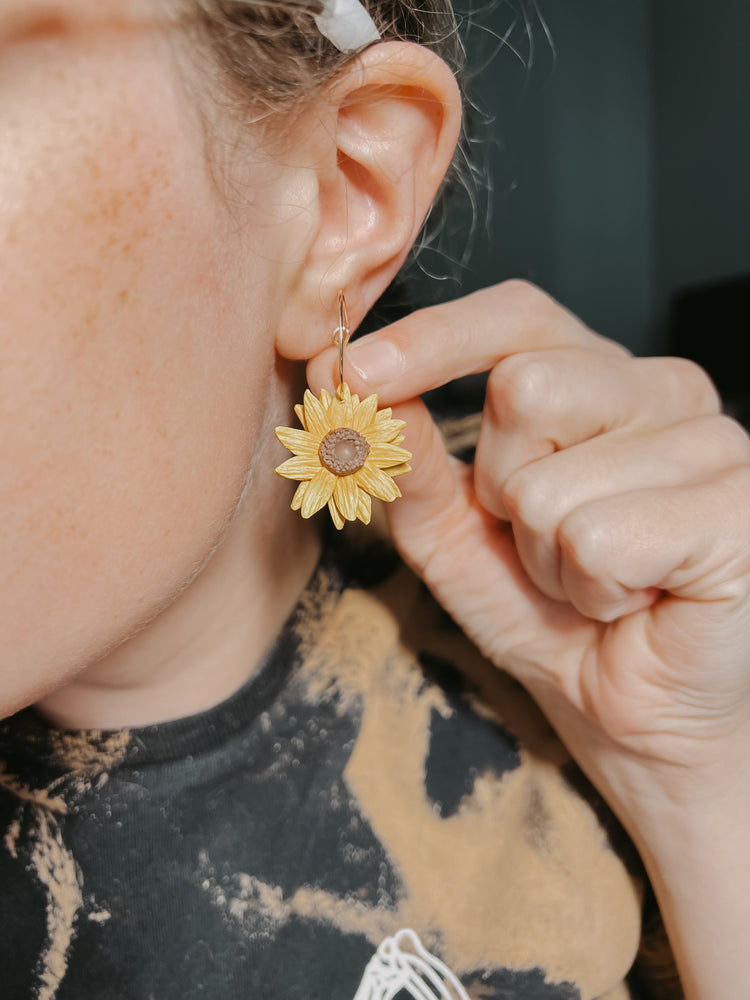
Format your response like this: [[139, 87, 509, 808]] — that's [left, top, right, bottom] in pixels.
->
[[333, 290, 351, 399]]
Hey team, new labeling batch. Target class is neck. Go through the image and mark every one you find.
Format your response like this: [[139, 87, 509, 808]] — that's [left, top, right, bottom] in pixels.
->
[[33, 480, 321, 731]]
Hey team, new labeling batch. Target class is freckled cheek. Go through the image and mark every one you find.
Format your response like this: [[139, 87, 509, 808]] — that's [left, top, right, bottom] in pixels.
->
[[4, 176, 251, 488], [0, 130, 274, 673]]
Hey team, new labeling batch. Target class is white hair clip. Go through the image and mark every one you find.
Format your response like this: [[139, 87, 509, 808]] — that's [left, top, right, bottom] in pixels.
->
[[314, 0, 381, 53]]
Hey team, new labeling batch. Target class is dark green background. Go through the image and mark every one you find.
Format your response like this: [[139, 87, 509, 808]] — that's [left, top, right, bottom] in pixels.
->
[[397, 0, 749, 403]]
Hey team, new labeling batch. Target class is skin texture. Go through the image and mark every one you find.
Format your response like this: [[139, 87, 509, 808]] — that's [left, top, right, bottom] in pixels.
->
[[2, 1, 749, 996], [0, 0, 311, 715], [0, 2, 461, 724]]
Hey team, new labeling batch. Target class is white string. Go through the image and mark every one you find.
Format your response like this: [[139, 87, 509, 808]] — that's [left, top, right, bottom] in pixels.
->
[[313, 0, 381, 53], [353, 928, 471, 1000]]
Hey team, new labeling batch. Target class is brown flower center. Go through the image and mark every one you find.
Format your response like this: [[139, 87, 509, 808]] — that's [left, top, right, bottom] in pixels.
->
[[318, 427, 370, 476]]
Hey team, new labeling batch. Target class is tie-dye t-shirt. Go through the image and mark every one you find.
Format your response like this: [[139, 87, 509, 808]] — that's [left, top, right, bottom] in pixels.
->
[[0, 534, 679, 1000]]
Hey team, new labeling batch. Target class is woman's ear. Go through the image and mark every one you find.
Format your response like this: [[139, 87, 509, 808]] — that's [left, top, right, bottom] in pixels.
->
[[275, 40, 462, 360]]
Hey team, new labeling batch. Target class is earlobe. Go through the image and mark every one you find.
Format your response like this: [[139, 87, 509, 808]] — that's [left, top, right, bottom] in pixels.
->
[[276, 41, 462, 360]]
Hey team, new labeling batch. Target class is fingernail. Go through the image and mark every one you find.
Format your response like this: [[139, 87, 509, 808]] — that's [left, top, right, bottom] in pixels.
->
[[348, 338, 404, 386]]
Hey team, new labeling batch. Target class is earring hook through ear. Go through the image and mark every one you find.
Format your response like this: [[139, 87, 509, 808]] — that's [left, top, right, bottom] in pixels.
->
[[333, 290, 351, 399]]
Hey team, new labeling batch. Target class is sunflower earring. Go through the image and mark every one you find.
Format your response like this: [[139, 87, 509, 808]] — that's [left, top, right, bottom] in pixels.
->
[[274, 291, 411, 530]]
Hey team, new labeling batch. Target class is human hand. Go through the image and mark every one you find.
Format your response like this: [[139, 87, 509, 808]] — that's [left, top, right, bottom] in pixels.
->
[[308, 280, 750, 997], [308, 281, 750, 832]]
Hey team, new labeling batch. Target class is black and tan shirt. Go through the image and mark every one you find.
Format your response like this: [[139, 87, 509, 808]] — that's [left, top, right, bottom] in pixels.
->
[[0, 534, 677, 999]]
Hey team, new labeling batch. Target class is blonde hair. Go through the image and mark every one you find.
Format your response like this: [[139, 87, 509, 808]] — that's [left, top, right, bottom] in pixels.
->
[[182, 1, 465, 118]]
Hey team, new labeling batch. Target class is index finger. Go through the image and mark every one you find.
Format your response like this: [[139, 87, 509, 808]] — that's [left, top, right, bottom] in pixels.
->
[[306, 281, 625, 404]]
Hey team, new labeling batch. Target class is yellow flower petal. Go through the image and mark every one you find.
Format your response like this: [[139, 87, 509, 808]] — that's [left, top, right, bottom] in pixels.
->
[[327, 498, 345, 530], [300, 467, 336, 518], [356, 489, 372, 525], [368, 442, 412, 467], [301, 390, 331, 438], [367, 415, 406, 444], [388, 462, 411, 478], [386, 426, 407, 443], [275, 427, 319, 457], [291, 480, 308, 511], [352, 393, 378, 432], [383, 424, 407, 443], [275, 456, 317, 481], [329, 392, 353, 430], [334, 474, 358, 521], [355, 463, 401, 502], [359, 425, 399, 447], [278, 383, 412, 525]]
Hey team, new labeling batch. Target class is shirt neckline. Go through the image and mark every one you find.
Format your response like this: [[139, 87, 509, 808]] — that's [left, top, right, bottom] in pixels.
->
[[0, 540, 347, 774]]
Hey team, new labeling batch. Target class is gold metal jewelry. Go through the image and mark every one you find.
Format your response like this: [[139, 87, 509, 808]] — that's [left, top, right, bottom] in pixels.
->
[[275, 291, 411, 530]]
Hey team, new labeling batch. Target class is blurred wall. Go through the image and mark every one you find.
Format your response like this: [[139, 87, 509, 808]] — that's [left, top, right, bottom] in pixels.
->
[[440, 0, 750, 356], [653, 0, 750, 341]]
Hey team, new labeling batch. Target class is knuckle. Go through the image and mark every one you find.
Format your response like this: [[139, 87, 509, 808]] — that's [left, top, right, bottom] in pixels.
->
[[720, 464, 750, 526], [592, 603, 626, 624], [500, 277, 543, 307], [557, 508, 609, 579], [487, 354, 554, 429], [501, 466, 556, 534], [662, 355, 722, 413], [711, 413, 750, 461], [499, 279, 602, 352], [474, 472, 506, 519], [499, 279, 558, 322], [678, 412, 750, 467], [603, 338, 632, 361]]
